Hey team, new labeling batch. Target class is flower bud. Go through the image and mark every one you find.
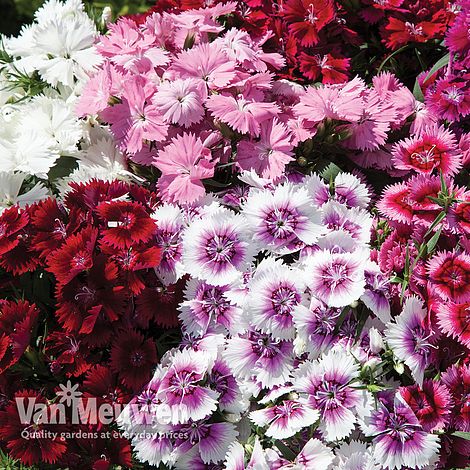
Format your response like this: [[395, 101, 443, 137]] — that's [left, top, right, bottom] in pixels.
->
[[364, 357, 380, 370], [394, 361, 405, 375], [293, 336, 306, 355], [101, 6, 112, 25], [369, 327, 384, 354], [224, 412, 241, 423]]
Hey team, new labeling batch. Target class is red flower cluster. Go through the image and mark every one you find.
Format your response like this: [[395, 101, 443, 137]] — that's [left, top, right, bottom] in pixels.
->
[[131, 0, 456, 85], [0, 300, 39, 374], [0, 179, 182, 468], [373, 0, 455, 50]]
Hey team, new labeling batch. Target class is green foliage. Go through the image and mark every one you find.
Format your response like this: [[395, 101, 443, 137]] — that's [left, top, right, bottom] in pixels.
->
[[412, 52, 450, 102], [12, 0, 44, 18], [84, 0, 152, 20], [47, 156, 79, 182], [0, 449, 37, 470]]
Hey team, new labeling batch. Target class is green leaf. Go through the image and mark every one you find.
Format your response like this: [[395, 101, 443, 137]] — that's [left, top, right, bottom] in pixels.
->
[[377, 45, 410, 74], [404, 245, 410, 276], [216, 162, 237, 169], [367, 384, 388, 393], [0, 448, 37, 469], [355, 306, 369, 339], [426, 196, 442, 205], [183, 33, 195, 50], [452, 431, 470, 440], [423, 53, 450, 83], [423, 211, 446, 238], [203, 178, 232, 188], [412, 79, 425, 102], [274, 440, 298, 461], [426, 226, 442, 253], [321, 162, 342, 181], [47, 156, 78, 181], [333, 306, 351, 334], [439, 170, 448, 194]]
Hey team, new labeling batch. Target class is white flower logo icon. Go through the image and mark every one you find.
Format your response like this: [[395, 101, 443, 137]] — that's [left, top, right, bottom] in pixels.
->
[[56, 380, 82, 406]]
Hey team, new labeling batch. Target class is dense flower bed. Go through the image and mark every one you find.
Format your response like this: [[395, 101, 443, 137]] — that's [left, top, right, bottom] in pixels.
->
[[0, 0, 468, 468]]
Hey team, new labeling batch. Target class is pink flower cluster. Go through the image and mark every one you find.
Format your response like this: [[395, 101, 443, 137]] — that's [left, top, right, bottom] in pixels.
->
[[77, 6, 296, 202]]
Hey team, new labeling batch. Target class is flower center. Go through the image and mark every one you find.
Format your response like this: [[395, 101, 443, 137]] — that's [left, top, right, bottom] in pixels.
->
[[120, 214, 133, 227], [205, 234, 237, 264], [310, 307, 339, 335], [131, 350, 144, 366], [439, 260, 469, 289], [265, 206, 299, 240], [250, 332, 281, 358], [314, 381, 346, 410], [72, 252, 89, 269], [168, 369, 195, 396], [305, 3, 318, 24], [409, 143, 441, 171], [443, 86, 463, 105], [405, 22, 423, 37], [74, 286, 96, 303], [271, 284, 300, 316], [53, 218, 67, 238], [322, 262, 348, 288], [413, 327, 433, 356], [200, 286, 230, 319]]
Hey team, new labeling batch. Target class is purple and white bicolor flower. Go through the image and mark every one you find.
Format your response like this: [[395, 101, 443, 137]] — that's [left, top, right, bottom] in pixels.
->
[[207, 358, 248, 414], [224, 329, 294, 388], [333, 441, 380, 470], [180, 332, 225, 363], [182, 208, 255, 286], [249, 399, 319, 438], [153, 204, 185, 285], [247, 258, 306, 340], [131, 433, 174, 468], [242, 183, 325, 254], [157, 349, 219, 424], [224, 437, 269, 470], [254, 437, 335, 469], [333, 173, 371, 209], [304, 249, 368, 308], [321, 200, 373, 246], [259, 384, 294, 404], [179, 278, 244, 338], [302, 172, 371, 209], [180, 197, 222, 224], [294, 349, 364, 441], [303, 173, 331, 207], [361, 260, 391, 324], [363, 395, 440, 470], [117, 368, 166, 434], [174, 420, 238, 464], [292, 297, 341, 357], [294, 438, 335, 470], [313, 230, 358, 255], [385, 296, 433, 386]]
